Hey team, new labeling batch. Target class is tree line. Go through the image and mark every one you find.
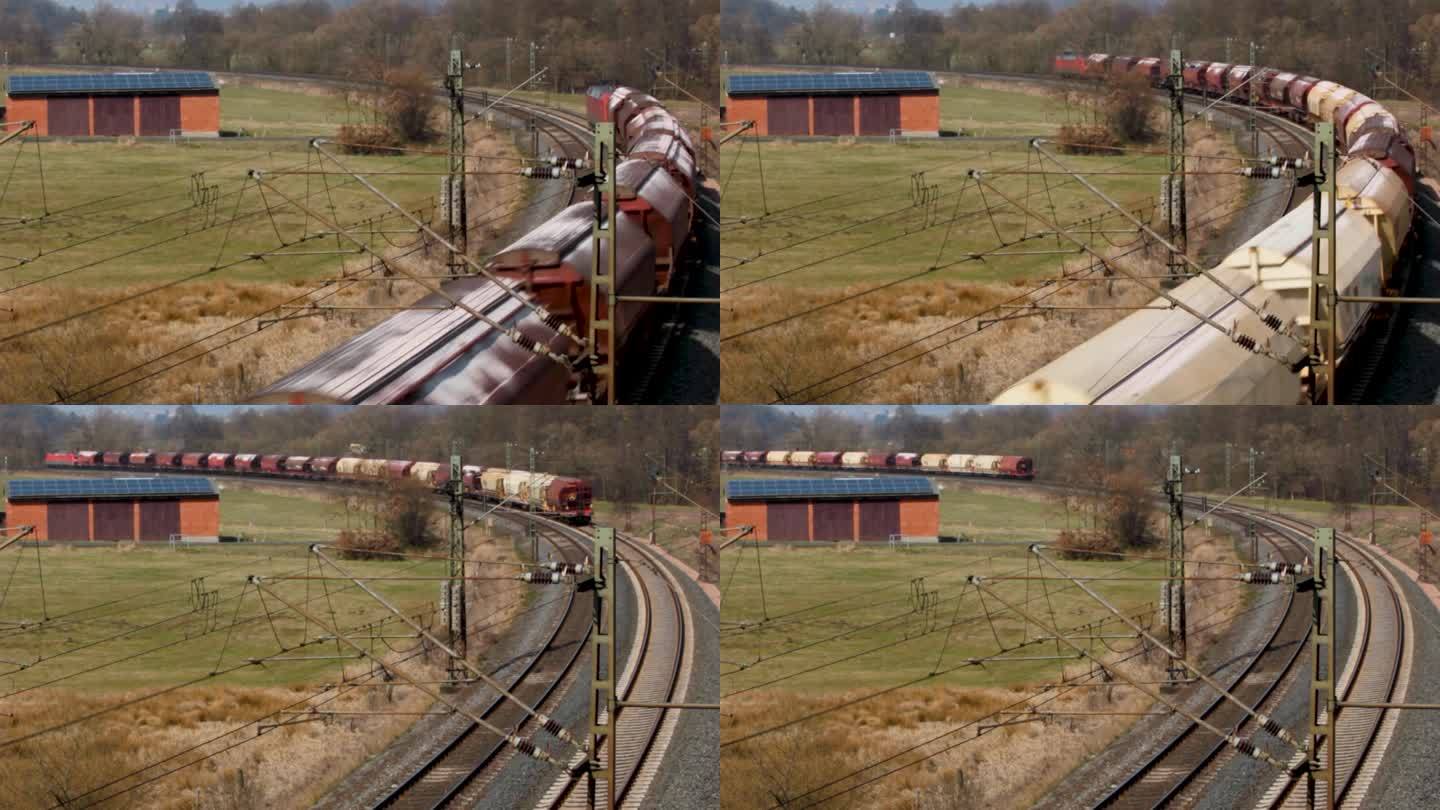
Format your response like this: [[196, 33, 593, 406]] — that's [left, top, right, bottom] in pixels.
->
[[0, 405, 719, 507], [2, 0, 719, 98], [722, 405, 1440, 507], [724, 0, 1440, 98]]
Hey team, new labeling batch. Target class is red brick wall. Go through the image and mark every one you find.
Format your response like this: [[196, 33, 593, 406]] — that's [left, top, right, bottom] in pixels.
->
[[5, 502, 48, 539], [180, 92, 220, 134], [179, 497, 220, 537], [724, 96, 768, 135], [899, 497, 940, 537], [726, 501, 768, 540], [899, 92, 941, 133], [5, 97, 48, 135]]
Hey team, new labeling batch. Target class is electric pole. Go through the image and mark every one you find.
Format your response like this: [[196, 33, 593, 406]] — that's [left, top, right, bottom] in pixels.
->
[[1307, 527, 1337, 809], [1167, 48, 1188, 280], [1249, 42, 1260, 158], [1310, 122, 1339, 403], [587, 527, 617, 809], [445, 37, 468, 277], [447, 441, 467, 684], [1165, 453, 1187, 684], [1225, 442, 1233, 491], [506, 37, 513, 85], [528, 446, 538, 560], [588, 123, 619, 403]]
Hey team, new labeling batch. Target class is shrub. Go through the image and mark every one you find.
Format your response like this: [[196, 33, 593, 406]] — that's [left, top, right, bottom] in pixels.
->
[[335, 123, 403, 155]]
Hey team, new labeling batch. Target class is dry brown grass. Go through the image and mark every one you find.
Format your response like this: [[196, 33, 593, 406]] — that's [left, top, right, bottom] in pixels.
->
[[721, 529, 1250, 809], [0, 525, 526, 807], [0, 130, 523, 404], [721, 120, 1249, 404]]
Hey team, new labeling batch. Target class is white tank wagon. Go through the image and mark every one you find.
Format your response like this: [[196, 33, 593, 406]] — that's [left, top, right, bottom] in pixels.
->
[[995, 156, 1411, 405]]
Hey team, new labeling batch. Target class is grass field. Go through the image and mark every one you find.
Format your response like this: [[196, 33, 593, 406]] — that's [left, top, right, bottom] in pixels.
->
[[720, 523, 1251, 809], [720, 78, 1252, 403], [0, 75, 537, 402]]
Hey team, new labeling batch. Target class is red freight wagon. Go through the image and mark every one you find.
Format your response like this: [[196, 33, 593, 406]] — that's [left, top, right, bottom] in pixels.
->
[[77, 451, 100, 465], [181, 453, 206, 469], [385, 460, 414, 479], [742, 451, 765, 463], [1203, 63, 1231, 94], [233, 454, 260, 471], [895, 453, 920, 467], [1182, 61, 1211, 90], [310, 457, 339, 475], [722, 451, 743, 464], [461, 465, 483, 490], [207, 453, 234, 469], [259, 455, 288, 472], [127, 451, 154, 465], [998, 456, 1035, 479], [813, 452, 843, 466], [283, 456, 310, 472], [1287, 77, 1320, 110], [154, 452, 180, 467], [547, 477, 591, 514], [866, 452, 895, 467], [102, 451, 125, 465]]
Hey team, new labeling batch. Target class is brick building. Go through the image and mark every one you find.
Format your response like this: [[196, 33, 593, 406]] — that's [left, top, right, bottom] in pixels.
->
[[723, 71, 941, 137], [724, 477, 940, 542], [3, 72, 220, 137], [3, 477, 220, 541]]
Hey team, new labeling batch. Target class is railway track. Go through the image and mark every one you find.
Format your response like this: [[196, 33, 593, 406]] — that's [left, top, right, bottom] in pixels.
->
[[367, 512, 695, 809], [537, 529, 694, 808], [370, 515, 592, 810], [1091, 518, 1311, 808], [1091, 501, 1411, 809]]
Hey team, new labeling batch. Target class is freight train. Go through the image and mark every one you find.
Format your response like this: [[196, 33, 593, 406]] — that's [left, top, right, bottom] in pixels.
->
[[256, 85, 700, 405], [42, 451, 593, 524], [993, 52, 1416, 405], [723, 450, 1034, 480]]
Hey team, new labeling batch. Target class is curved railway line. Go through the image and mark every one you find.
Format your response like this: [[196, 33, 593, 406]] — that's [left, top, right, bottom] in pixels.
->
[[362, 509, 697, 809], [719, 462, 1419, 807]]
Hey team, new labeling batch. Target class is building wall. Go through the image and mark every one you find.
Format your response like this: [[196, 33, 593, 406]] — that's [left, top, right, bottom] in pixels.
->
[[725, 500, 769, 540], [724, 96, 769, 136], [899, 497, 940, 537], [180, 92, 221, 134], [726, 495, 937, 541], [5, 502, 48, 539], [180, 497, 221, 537], [899, 92, 941, 133], [5, 97, 48, 135]]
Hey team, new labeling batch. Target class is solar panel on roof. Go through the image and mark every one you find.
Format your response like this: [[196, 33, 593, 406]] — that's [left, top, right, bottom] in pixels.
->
[[7, 477, 217, 500], [8, 72, 216, 96], [726, 477, 935, 500], [727, 71, 936, 96]]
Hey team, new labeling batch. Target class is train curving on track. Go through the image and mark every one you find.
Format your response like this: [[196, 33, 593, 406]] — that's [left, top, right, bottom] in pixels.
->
[[255, 86, 706, 405], [995, 53, 1417, 405], [722, 448, 1034, 479], [44, 449, 594, 524]]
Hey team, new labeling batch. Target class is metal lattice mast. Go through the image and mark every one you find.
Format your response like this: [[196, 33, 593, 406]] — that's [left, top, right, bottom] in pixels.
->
[[1309, 122, 1339, 403], [1307, 527, 1337, 809], [1249, 41, 1260, 157], [1167, 48, 1188, 279], [588, 124, 619, 403], [447, 441, 467, 683], [1165, 453, 1187, 683], [587, 527, 618, 809], [446, 37, 468, 277], [528, 446, 538, 560]]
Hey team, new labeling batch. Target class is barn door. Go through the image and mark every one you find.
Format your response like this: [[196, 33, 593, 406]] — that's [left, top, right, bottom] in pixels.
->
[[767, 97, 809, 136], [93, 501, 135, 540], [858, 500, 901, 541], [139, 501, 181, 541], [812, 96, 855, 136], [859, 96, 901, 136], [139, 95, 181, 136], [93, 96, 135, 136], [47, 97, 89, 136], [765, 502, 808, 541], [47, 502, 89, 540], [812, 501, 854, 540]]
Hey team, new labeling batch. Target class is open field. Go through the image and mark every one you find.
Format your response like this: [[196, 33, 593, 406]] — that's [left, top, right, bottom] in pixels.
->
[[593, 500, 708, 559], [0, 520, 527, 808], [0, 77, 535, 402], [720, 78, 1254, 403], [720, 524, 1252, 808]]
